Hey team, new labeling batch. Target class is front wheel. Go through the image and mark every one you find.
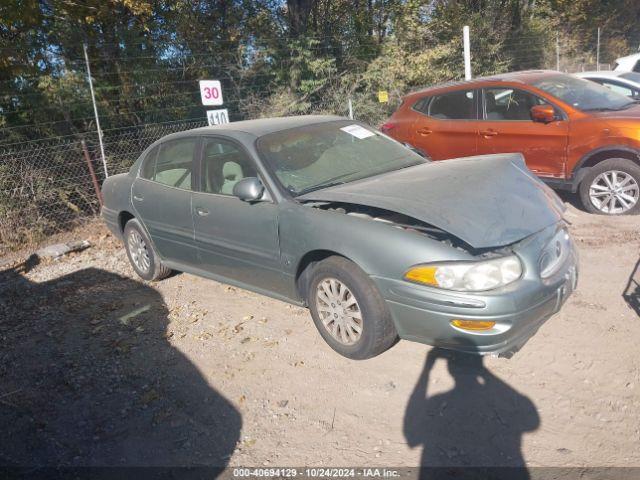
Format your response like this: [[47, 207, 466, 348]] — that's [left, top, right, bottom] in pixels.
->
[[579, 158, 640, 215], [307, 256, 398, 359]]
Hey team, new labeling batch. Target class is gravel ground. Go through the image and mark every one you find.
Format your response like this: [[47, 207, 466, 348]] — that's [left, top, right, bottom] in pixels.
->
[[1, 201, 639, 470]]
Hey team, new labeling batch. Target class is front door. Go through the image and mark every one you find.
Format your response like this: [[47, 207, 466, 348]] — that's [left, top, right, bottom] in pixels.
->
[[477, 87, 568, 177], [132, 137, 199, 267], [192, 136, 288, 295], [410, 88, 479, 160]]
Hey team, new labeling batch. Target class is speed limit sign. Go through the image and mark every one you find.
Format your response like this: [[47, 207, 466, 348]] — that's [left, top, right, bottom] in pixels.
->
[[199, 80, 224, 106]]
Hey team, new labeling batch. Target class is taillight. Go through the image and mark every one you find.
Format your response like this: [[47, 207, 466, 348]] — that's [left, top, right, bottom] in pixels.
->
[[380, 122, 396, 133]]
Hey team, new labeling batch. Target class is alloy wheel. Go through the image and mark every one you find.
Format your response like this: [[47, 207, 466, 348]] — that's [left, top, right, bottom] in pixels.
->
[[589, 170, 639, 214], [315, 278, 363, 345], [127, 230, 151, 273]]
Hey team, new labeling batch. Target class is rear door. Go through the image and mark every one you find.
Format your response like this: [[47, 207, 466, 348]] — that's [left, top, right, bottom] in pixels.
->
[[409, 88, 479, 160], [132, 137, 199, 267], [477, 86, 568, 177], [192, 136, 289, 295]]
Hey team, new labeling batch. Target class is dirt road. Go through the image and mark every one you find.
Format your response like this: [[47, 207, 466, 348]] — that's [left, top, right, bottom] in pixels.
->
[[1, 202, 639, 469]]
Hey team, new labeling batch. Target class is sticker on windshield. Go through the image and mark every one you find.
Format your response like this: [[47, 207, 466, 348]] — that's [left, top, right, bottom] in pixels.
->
[[340, 124, 376, 139]]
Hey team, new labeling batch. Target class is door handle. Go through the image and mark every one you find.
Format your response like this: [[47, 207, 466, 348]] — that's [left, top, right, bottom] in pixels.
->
[[133, 194, 144, 202], [195, 207, 210, 217], [417, 128, 432, 136], [480, 129, 498, 137]]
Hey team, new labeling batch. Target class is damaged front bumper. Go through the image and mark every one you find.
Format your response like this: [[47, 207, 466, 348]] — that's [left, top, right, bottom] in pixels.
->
[[372, 223, 578, 357]]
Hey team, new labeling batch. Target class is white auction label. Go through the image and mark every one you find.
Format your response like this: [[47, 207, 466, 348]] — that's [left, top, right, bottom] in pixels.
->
[[199, 80, 224, 106], [340, 124, 375, 139], [207, 109, 229, 126]]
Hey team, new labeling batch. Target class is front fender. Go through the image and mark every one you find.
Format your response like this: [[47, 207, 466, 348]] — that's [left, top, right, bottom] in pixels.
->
[[278, 202, 474, 282]]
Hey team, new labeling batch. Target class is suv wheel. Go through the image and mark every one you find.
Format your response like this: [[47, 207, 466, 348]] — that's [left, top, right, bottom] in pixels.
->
[[307, 256, 398, 359], [123, 218, 172, 281], [579, 158, 640, 215]]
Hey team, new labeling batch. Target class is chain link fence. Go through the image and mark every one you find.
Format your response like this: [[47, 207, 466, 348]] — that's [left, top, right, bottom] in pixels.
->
[[0, 93, 371, 251], [0, 119, 207, 250]]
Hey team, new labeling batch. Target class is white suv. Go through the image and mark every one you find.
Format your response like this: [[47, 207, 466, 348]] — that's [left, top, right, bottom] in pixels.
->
[[614, 52, 640, 72]]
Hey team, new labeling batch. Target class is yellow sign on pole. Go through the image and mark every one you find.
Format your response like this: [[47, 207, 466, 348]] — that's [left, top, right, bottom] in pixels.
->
[[378, 90, 389, 103]]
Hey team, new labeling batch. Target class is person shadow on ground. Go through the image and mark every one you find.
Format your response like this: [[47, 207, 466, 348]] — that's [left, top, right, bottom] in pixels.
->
[[0, 256, 241, 473], [623, 257, 640, 317], [404, 343, 539, 480]]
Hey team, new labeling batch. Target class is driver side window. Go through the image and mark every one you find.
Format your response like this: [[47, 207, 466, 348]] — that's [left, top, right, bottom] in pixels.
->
[[201, 138, 257, 195], [484, 88, 546, 121]]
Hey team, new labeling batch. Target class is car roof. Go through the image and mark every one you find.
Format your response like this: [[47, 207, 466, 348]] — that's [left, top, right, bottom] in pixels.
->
[[575, 70, 624, 78], [166, 115, 345, 141], [575, 70, 640, 87], [406, 70, 563, 97]]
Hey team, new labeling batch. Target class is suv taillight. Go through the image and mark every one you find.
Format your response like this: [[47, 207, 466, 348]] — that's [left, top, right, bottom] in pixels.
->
[[380, 122, 396, 133]]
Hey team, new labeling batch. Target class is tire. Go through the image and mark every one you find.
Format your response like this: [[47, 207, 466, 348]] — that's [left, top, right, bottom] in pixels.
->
[[307, 256, 398, 360], [123, 218, 172, 281], [579, 158, 640, 215]]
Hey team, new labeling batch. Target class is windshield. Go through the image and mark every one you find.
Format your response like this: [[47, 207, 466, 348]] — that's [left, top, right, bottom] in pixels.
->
[[256, 121, 426, 196], [620, 71, 640, 83], [533, 74, 634, 111]]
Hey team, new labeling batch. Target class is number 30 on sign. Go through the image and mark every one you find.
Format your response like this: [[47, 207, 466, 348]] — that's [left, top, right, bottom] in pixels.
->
[[199, 80, 224, 106], [207, 109, 229, 126]]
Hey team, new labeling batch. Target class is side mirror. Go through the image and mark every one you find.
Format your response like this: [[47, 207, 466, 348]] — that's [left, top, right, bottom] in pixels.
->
[[232, 177, 265, 202], [531, 104, 556, 123]]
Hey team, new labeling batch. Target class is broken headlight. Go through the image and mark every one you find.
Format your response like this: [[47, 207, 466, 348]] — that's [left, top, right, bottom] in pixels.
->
[[404, 255, 522, 292]]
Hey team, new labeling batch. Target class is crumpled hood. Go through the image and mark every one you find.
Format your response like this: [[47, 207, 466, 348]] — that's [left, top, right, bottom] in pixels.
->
[[298, 153, 565, 249]]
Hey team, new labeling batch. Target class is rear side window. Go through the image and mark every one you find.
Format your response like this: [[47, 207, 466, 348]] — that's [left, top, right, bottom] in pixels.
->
[[140, 138, 196, 190], [413, 96, 430, 114], [140, 146, 158, 179], [428, 90, 476, 120]]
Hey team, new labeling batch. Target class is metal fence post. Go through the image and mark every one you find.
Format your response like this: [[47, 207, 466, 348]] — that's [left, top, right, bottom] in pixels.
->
[[556, 34, 560, 71], [463, 26, 472, 80], [83, 43, 109, 178], [81, 140, 104, 208], [596, 27, 601, 71]]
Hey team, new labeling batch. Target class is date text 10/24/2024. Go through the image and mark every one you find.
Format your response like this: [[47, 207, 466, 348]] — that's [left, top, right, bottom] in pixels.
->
[[232, 468, 401, 478]]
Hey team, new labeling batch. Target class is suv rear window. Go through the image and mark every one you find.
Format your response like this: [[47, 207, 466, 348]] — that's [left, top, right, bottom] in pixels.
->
[[427, 90, 476, 120]]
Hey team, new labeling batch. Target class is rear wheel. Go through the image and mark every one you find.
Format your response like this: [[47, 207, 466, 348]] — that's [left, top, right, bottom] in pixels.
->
[[123, 218, 172, 281], [307, 256, 398, 359], [579, 158, 640, 215]]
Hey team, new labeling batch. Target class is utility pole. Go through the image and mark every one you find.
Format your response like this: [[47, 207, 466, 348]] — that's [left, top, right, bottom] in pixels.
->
[[596, 27, 601, 71], [83, 43, 108, 178], [463, 26, 472, 80]]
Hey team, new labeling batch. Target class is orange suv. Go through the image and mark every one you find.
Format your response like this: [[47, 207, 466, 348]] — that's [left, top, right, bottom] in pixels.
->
[[382, 70, 640, 215]]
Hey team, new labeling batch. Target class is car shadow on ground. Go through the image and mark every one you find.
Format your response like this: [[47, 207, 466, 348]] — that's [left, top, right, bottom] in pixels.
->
[[623, 257, 640, 317], [0, 256, 241, 472], [556, 190, 584, 213], [404, 344, 539, 479]]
